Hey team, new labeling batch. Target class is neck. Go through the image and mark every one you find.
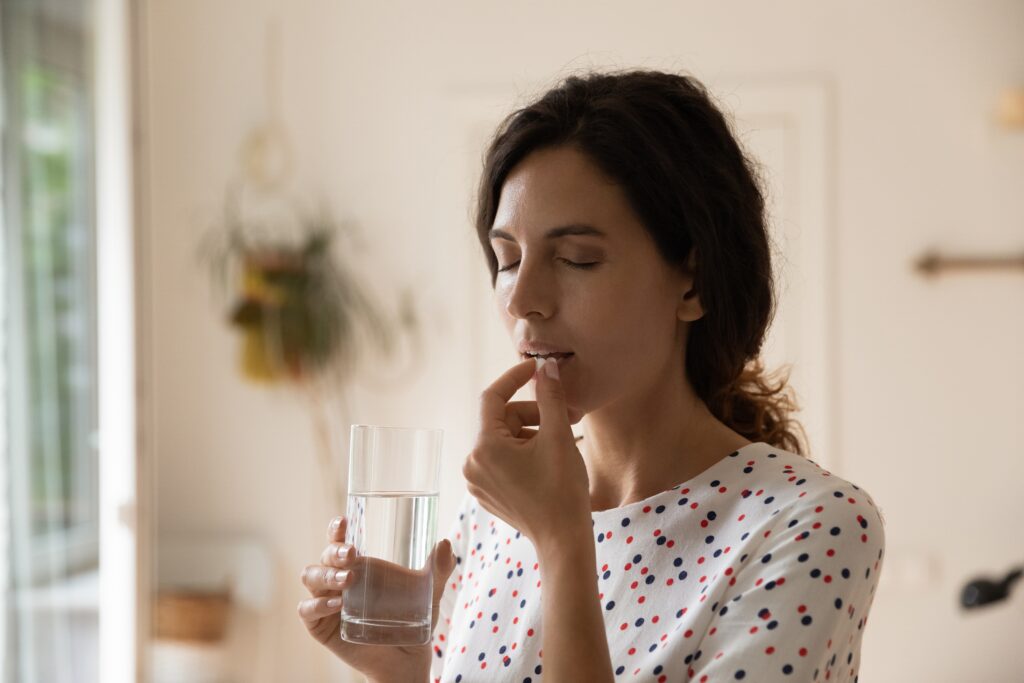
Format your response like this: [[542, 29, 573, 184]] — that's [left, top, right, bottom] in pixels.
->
[[578, 358, 750, 512]]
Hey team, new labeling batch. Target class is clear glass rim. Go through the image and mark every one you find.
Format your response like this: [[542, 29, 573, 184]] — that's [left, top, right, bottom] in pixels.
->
[[350, 423, 443, 435]]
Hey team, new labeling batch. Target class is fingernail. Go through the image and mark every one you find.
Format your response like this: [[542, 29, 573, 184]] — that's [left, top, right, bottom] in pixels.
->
[[544, 357, 559, 380], [337, 545, 351, 560], [334, 569, 349, 583], [326, 597, 342, 608], [330, 516, 342, 531]]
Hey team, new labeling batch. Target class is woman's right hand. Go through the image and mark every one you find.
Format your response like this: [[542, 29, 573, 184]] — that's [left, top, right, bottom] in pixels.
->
[[298, 515, 458, 682]]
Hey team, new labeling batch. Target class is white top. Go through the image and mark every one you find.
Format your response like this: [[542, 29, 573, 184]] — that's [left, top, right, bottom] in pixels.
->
[[430, 441, 886, 682]]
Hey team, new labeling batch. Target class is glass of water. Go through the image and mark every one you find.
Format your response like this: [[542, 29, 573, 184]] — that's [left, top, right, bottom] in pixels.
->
[[340, 424, 443, 646]]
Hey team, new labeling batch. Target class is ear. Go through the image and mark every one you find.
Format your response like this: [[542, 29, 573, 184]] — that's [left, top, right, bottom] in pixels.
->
[[676, 246, 704, 322]]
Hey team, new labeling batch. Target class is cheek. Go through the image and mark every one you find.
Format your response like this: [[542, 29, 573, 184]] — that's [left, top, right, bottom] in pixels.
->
[[577, 294, 677, 384]]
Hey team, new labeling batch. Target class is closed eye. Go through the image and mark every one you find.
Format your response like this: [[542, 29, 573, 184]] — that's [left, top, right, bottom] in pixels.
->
[[497, 258, 600, 273]]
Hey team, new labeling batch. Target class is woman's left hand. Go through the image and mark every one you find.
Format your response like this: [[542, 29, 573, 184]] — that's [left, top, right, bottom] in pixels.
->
[[462, 357, 592, 548]]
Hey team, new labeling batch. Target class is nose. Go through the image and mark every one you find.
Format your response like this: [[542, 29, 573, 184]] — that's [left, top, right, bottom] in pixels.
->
[[502, 258, 554, 320]]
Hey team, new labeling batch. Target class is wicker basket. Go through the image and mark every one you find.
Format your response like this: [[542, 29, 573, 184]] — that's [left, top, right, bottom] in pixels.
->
[[154, 589, 233, 642]]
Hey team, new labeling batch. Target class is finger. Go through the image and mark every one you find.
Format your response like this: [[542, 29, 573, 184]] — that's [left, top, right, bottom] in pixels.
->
[[319, 542, 356, 568], [533, 357, 574, 443], [326, 515, 348, 543], [505, 400, 540, 436], [297, 595, 344, 626], [300, 564, 353, 596], [479, 358, 538, 436]]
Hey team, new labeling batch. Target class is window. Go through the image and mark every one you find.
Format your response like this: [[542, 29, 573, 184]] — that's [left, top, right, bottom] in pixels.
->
[[2, 0, 100, 680]]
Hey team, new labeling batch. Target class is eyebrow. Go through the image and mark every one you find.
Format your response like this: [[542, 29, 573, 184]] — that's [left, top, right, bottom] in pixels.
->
[[488, 223, 608, 242]]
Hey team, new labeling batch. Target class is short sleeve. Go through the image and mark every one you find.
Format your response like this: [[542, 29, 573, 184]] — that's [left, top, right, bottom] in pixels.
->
[[687, 485, 886, 682], [429, 490, 472, 683]]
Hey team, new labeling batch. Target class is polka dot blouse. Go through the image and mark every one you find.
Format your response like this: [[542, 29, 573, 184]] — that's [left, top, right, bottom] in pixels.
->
[[430, 441, 886, 682]]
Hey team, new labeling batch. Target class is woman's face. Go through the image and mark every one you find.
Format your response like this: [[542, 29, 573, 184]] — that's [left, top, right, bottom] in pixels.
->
[[489, 145, 701, 424]]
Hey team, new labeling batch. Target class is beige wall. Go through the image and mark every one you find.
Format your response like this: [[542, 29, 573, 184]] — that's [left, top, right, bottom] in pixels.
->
[[141, 1, 1024, 681]]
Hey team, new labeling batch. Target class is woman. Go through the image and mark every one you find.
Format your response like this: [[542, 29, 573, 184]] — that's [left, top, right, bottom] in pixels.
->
[[299, 68, 885, 682]]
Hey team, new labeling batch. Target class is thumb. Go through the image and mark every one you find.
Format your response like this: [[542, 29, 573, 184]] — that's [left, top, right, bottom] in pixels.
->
[[534, 357, 573, 442], [431, 538, 457, 607]]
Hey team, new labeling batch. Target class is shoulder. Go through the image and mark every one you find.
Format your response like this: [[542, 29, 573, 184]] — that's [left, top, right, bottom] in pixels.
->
[[738, 443, 884, 514], [782, 445, 882, 515], [743, 443, 887, 562]]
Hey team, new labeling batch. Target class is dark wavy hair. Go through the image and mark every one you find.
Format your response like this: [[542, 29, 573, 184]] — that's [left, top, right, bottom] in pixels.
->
[[473, 68, 808, 455]]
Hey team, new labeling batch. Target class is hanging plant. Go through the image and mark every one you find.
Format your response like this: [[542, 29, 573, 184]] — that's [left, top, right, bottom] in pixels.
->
[[200, 195, 416, 390]]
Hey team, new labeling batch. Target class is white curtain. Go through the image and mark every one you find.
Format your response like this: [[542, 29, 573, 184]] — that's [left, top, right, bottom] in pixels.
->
[[1, 1, 100, 681]]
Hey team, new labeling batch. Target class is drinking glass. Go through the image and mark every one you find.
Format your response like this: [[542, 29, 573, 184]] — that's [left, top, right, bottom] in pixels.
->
[[340, 424, 443, 646]]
